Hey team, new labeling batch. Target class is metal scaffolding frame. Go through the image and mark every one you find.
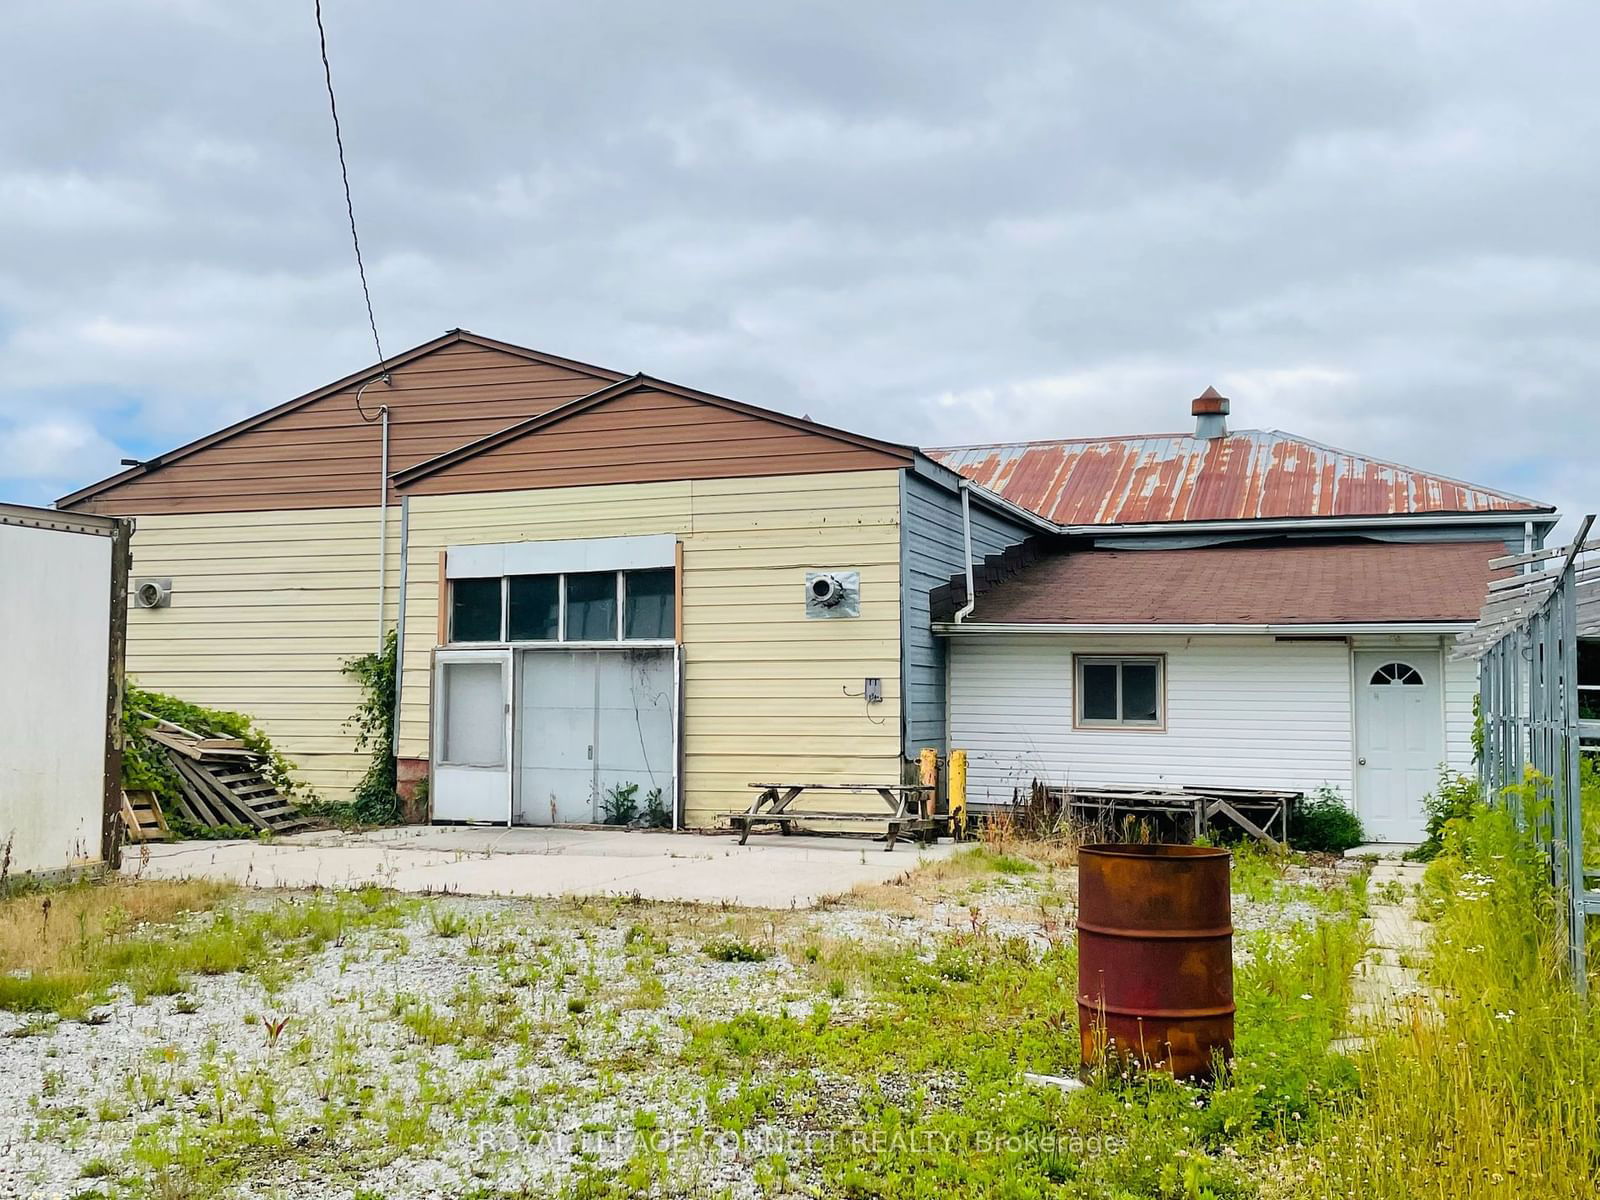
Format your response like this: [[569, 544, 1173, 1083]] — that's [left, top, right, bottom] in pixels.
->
[[1458, 514, 1599, 991]]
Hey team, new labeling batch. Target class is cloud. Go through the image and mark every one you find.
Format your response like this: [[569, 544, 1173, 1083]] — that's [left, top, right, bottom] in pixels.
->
[[0, 415, 123, 492], [0, 0, 1594, 537]]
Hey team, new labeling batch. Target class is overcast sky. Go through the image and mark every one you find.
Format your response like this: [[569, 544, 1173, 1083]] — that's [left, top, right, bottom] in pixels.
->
[[2, 1, 1595, 531]]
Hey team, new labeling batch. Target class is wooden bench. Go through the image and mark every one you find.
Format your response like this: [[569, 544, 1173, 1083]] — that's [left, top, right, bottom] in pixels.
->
[[730, 782, 938, 850]]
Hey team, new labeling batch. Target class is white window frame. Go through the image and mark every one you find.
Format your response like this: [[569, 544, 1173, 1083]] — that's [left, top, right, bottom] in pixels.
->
[[1073, 654, 1166, 730], [446, 569, 677, 649]]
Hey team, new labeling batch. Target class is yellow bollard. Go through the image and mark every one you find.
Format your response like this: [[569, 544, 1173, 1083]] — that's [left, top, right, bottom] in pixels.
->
[[948, 749, 968, 841], [917, 747, 938, 822]]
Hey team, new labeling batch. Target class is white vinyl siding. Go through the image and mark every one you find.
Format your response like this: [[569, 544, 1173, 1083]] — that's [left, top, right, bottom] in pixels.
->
[[950, 635, 1355, 804], [119, 507, 401, 802], [948, 633, 1479, 807], [1443, 652, 1478, 776]]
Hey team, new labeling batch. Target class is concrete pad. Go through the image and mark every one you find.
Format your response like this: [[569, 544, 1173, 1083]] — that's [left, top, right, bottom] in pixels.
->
[[121, 826, 959, 909], [1346, 842, 1422, 859]]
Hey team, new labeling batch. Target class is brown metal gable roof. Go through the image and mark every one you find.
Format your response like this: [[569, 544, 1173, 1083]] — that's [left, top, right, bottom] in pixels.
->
[[392, 374, 917, 489], [55, 329, 625, 509]]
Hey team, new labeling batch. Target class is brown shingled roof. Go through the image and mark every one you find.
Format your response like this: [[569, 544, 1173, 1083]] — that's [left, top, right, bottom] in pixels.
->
[[965, 540, 1503, 626]]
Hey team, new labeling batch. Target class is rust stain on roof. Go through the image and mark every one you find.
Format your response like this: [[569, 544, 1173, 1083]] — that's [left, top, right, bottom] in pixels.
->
[[929, 431, 1550, 525]]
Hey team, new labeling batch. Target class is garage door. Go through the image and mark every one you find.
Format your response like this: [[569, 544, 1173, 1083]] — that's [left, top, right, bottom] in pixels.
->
[[516, 648, 676, 825]]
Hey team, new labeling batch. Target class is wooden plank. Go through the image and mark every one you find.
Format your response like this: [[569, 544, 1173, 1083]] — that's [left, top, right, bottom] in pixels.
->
[[168, 760, 226, 827], [172, 755, 268, 830], [733, 810, 901, 822], [144, 728, 207, 759], [214, 770, 269, 785], [747, 781, 931, 792], [1207, 799, 1284, 849], [1488, 537, 1600, 570]]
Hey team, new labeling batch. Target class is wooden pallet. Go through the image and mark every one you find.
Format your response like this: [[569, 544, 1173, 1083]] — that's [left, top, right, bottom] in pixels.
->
[[136, 715, 311, 836], [120, 789, 170, 842]]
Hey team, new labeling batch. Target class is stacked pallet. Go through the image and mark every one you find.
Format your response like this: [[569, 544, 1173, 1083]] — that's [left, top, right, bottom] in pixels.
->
[[120, 788, 170, 842], [137, 717, 312, 836]]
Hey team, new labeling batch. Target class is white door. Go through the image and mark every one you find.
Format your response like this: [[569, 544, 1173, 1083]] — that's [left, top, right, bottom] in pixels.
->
[[594, 649, 675, 823], [432, 649, 513, 823], [1354, 650, 1442, 842], [515, 648, 677, 826], [518, 650, 601, 824]]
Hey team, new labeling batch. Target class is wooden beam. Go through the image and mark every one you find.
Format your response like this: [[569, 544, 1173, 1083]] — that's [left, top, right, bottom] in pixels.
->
[[435, 550, 448, 645]]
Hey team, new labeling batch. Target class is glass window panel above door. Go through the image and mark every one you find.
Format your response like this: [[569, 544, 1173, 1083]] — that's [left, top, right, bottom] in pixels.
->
[[450, 578, 502, 643], [507, 575, 559, 641], [623, 568, 675, 640], [565, 572, 619, 641]]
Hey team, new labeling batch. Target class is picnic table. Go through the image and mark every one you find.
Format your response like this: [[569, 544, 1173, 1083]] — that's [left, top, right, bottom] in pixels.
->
[[730, 782, 938, 850]]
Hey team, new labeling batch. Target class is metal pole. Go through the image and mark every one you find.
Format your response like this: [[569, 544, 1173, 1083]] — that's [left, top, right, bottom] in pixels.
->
[[1562, 566, 1586, 990]]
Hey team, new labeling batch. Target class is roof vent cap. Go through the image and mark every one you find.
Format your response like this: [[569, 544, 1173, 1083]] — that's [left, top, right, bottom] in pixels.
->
[[1192, 386, 1230, 438]]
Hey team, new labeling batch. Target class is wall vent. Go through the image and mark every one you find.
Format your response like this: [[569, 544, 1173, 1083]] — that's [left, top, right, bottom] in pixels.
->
[[134, 578, 172, 609], [805, 570, 859, 618]]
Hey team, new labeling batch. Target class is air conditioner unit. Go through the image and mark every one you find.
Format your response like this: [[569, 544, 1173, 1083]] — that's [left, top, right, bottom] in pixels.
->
[[134, 578, 172, 609], [804, 570, 860, 618]]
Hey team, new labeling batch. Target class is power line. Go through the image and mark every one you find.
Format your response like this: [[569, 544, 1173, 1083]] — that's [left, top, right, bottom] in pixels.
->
[[313, 0, 386, 368]]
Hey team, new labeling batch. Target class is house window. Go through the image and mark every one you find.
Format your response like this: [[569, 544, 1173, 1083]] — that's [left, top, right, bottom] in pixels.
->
[[449, 569, 678, 644], [450, 578, 502, 643], [624, 568, 675, 640], [507, 575, 559, 641], [1075, 656, 1164, 728], [565, 572, 619, 641], [1369, 662, 1424, 686]]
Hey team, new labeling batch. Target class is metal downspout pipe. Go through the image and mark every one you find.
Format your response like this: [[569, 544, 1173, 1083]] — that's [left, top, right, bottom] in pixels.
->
[[956, 481, 977, 625], [354, 373, 394, 649], [376, 405, 390, 647]]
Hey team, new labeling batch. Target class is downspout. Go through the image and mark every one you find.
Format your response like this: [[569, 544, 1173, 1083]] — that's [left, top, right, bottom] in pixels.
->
[[375, 405, 390, 646], [956, 481, 976, 625], [354, 372, 394, 648], [392, 495, 410, 751]]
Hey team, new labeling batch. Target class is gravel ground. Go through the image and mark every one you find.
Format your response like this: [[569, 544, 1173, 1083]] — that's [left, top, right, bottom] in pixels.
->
[[0, 855, 1358, 1199]]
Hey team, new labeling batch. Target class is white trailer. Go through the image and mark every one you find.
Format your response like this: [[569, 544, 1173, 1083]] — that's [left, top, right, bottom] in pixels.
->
[[0, 502, 130, 879]]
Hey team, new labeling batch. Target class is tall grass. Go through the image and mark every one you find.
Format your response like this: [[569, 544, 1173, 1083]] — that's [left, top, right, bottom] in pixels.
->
[[1289, 796, 1600, 1198], [0, 879, 410, 1018]]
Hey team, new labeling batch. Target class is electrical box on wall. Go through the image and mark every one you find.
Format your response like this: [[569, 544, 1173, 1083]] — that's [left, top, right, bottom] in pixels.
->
[[804, 570, 860, 618]]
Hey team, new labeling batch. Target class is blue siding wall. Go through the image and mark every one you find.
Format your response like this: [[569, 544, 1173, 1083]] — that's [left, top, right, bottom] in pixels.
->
[[901, 471, 1034, 757]]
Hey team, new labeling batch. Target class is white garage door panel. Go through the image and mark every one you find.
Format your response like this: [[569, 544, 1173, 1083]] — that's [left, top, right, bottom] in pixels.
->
[[516, 649, 675, 826], [519, 651, 599, 825], [595, 651, 675, 816]]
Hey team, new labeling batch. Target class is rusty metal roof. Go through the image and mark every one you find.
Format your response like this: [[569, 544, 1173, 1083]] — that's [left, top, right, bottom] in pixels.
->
[[927, 430, 1552, 526]]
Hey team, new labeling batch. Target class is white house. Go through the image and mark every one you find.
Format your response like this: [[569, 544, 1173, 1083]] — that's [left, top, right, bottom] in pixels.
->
[[928, 390, 1557, 843]]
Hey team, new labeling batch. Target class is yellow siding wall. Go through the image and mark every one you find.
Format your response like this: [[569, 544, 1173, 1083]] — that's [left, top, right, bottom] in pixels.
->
[[122, 507, 401, 801], [399, 470, 903, 827]]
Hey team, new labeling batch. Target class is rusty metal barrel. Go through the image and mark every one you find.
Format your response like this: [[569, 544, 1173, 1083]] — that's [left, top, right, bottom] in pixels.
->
[[1077, 843, 1233, 1080]]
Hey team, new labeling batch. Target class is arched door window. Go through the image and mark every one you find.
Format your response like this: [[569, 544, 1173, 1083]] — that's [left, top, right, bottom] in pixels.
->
[[1368, 662, 1424, 686]]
